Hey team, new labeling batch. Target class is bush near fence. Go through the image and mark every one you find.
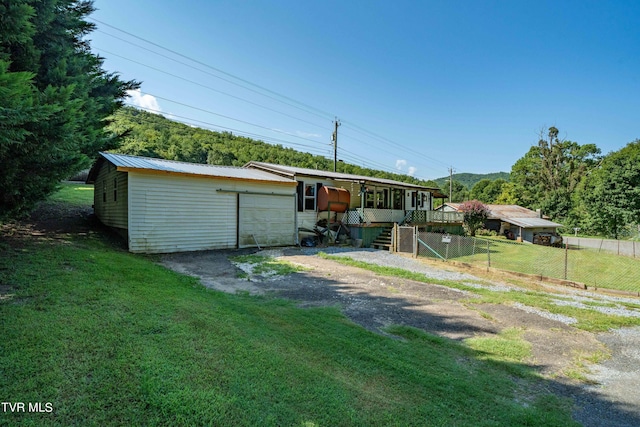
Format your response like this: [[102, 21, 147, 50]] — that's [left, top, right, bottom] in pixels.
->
[[395, 227, 640, 294]]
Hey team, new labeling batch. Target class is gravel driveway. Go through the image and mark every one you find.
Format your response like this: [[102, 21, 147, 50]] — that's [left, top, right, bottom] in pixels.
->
[[162, 247, 640, 427]]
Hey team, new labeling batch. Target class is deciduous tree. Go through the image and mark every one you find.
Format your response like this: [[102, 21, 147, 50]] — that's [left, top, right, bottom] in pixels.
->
[[509, 127, 600, 221], [470, 178, 507, 203], [580, 141, 640, 239], [443, 180, 469, 203]]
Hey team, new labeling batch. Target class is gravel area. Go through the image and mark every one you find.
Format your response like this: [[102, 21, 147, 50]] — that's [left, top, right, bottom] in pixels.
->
[[165, 246, 640, 426], [293, 247, 640, 319], [295, 247, 486, 282], [513, 302, 578, 325], [285, 247, 640, 426]]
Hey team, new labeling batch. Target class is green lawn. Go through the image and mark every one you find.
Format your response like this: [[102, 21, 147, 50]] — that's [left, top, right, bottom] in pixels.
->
[[438, 237, 640, 293], [0, 186, 579, 426], [47, 182, 94, 205]]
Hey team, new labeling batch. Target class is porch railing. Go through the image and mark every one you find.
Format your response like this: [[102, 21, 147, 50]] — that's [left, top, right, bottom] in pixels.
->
[[405, 210, 464, 224], [341, 208, 464, 225]]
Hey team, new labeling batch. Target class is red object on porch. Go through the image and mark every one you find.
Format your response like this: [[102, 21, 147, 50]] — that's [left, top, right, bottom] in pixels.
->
[[317, 186, 350, 212]]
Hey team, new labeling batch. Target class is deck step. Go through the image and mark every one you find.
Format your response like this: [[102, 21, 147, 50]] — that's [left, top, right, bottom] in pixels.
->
[[371, 227, 393, 250]]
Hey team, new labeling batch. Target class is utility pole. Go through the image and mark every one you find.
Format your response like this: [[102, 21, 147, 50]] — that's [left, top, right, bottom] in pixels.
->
[[448, 166, 455, 202], [332, 117, 341, 172]]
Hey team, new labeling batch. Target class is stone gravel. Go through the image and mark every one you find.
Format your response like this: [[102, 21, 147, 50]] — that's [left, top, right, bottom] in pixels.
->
[[292, 247, 640, 320], [512, 302, 578, 324]]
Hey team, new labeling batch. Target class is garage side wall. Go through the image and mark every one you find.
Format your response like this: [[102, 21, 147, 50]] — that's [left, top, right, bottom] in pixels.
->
[[127, 172, 294, 253], [93, 163, 128, 231]]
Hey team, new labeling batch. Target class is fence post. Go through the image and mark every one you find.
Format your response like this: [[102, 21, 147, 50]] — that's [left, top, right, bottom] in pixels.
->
[[487, 240, 491, 269], [413, 226, 418, 258], [564, 239, 568, 280], [391, 223, 397, 253], [394, 223, 399, 253]]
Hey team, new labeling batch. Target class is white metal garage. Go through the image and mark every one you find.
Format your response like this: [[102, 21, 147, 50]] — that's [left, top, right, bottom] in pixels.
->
[[87, 152, 297, 253]]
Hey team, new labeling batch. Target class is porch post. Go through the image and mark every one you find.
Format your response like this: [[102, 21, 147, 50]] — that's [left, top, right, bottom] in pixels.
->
[[360, 183, 365, 223]]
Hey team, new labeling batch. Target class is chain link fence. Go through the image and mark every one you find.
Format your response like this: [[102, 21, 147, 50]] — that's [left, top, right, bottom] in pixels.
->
[[565, 237, 639, 258], [393, 227, 640, 295]]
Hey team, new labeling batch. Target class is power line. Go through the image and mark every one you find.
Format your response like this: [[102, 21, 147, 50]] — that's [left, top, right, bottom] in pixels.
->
[[141, 91, 327, 147], [121, 104, 415, 177], [94, 45, 329, 132], [338, 147, 431, 180], [341, 121, 453, 169], [128, 96, 435, 180], [125, 103, 438, 183], [122, 104, 331, 156], [94, 30, 333, 122], [338, 131, 449, 177], [91, 18, 457, 177], [89, 19, 335, 120]]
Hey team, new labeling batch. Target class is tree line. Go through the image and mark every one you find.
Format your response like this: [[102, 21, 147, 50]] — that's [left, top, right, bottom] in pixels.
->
[[108, 107, 441, 189], [446, 127, 640, 239]]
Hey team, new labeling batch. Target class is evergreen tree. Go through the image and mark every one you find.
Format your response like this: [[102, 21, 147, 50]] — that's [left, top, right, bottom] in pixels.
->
[[0, 0, 138, 219]]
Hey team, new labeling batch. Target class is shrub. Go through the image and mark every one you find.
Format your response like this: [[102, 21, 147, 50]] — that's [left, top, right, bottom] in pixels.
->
[[459, 200, 490, 237]]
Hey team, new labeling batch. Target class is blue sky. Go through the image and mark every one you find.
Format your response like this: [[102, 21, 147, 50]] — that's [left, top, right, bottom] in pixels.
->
[[89, 0, 640, 181]]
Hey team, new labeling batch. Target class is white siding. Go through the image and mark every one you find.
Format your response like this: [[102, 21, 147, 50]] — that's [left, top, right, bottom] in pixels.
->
[[93, 163, 128, 230], [127, 172, 294, 253], [238, 194, 295, 248], [295, 177, 335, 230]]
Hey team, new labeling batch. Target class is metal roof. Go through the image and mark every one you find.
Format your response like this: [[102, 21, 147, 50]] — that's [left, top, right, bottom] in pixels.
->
[[502, 217, 563, 228], [89, 153, 296, 184], [245, 161, 445, 195], [439, 203, 562, 228], [485, 204, 541, 219]]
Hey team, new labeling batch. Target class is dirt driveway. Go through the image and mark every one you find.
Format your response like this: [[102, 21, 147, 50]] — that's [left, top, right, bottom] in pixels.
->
[[161, 247, 640, 427]]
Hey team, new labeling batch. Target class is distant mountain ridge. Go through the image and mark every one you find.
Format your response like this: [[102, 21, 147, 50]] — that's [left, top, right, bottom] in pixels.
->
[[434, 172, 510, 189]]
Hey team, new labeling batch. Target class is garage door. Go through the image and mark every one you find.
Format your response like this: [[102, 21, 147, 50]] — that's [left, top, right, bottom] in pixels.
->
[[238, 194, 295, 248]]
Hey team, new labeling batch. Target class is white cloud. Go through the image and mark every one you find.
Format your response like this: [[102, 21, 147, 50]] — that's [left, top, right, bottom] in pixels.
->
[[408, 166, 417, 176], [396, 159, 407, 170], [127, 89, 161, 112]]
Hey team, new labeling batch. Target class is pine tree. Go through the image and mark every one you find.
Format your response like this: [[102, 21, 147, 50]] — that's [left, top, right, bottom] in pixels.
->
[[0, 0, 138, 219]]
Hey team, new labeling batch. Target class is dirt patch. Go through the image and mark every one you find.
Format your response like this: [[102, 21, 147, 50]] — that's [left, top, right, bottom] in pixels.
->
[[0, 202, 94, 247], [161, 249, 267, 294]]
